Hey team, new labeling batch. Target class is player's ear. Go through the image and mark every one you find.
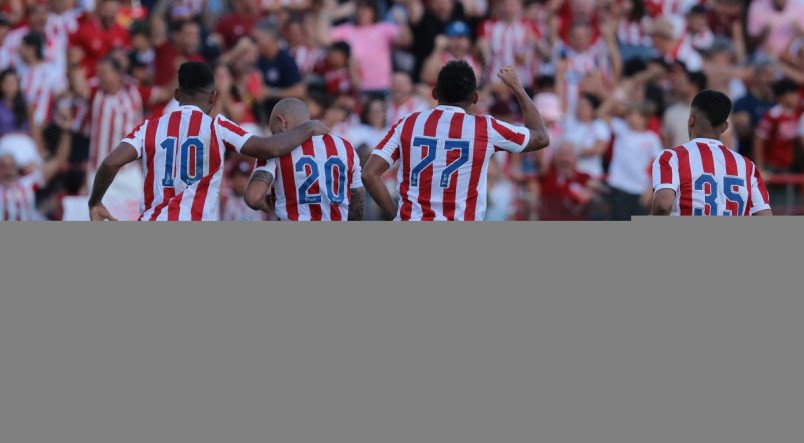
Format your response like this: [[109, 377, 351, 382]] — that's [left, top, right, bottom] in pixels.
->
[[209, 89, 218, 107], [431, 87, 438, 101], [688, 114, 694, 128], [472, 91, 479, 105], [173, 88, 180, 102], [719, 120, 729, 135]]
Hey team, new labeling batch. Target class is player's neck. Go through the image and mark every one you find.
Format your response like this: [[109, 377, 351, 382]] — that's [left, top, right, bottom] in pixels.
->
[[436, 102, 470, 113], [178, 101, 209, 112], [689, 131, 721, 141]]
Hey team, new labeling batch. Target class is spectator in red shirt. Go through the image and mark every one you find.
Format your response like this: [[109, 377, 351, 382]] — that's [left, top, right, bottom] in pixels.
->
[[314, 41, 358, 98], [754, 78, 803, 177], [150, 17, 204, 90], [538, 142, 597, 221], [69, 0, 131, 79], [214, 0, 263, 50]]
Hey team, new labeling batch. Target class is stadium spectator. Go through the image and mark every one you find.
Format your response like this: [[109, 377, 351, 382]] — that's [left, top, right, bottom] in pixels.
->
[[663, 64, 707, 148], [538, 142, 597, 221], [220, 158, 269, 221], [386, 71, 429, 126], [0, 69, 31, 136], [214, 0, 264, 49], [561, 92, 610, 180], [321, 0, 412, 96], [69, 0, 131, 78], [732, 61, 777, 158], [753, 78, 803, 178], [406, 0, 468, 83], [420, 20, 481, 86], [18, 33, 65, 127], [599, 93, 664, 220], [252, 19, 305, 112], [150, 13, 204, 93], [747, 0, 804, 57]]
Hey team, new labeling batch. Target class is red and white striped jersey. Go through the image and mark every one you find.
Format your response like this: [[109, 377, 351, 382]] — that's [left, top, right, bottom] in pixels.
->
[[372, 105, 531, 221], [290, 45, 323, 76], [18, 62, 65, 126], [121, 105, 255, 221], [0, 171, 43, 221], [254, 134, 362, 221], [387, 96, 429, 128], [87, 80, 148, 173], [478, 18, 541, 87], [652, 138, 771, 216]]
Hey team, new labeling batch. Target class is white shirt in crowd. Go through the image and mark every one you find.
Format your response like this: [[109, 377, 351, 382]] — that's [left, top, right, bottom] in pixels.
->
[[561, 117, 611, 179], [607, 118, 664, 195]]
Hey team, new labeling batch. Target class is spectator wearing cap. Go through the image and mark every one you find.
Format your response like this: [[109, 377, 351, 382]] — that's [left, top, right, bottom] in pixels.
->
[[319, 0, 412, 97], [221, 158, 270, 221], [405, 0, 468, 84], [747, 0, 804, 58], [420, 20, 481, 86]]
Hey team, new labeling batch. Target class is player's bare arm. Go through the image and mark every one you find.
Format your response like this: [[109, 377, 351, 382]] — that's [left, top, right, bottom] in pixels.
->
[[240, 120, 329, 160], [362, 156, 398, 219], [651, 188, 676, 216], [348, 187, 365, 221], [496, 66, 550, 152], [87, 144, 139, 221], [244, 170, 275, 213]]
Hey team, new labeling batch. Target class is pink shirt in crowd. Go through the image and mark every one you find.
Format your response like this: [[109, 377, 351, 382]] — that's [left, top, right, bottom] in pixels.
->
[[330, 22, 400, 92], [747, 0, 804, 56]]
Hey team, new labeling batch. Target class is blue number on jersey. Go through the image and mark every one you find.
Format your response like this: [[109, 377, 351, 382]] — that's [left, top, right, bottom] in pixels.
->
[[160, 137, 205, 188], [295, 156, 348, 204], [694, 174, 746, 216], [324, 157, 347, 204], [410, 137, 471, 188], [296, 157, 322, 204]]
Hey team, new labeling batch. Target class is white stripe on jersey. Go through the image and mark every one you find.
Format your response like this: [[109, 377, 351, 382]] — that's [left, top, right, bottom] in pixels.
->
[[88, 81, 145, 173], [254, 134, 362, 221], [652, 138, 771, 216], [121, 105, 254, 221]]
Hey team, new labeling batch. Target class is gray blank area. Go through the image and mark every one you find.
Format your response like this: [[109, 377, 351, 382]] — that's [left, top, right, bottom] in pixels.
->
[[1, 220, 802, 443]]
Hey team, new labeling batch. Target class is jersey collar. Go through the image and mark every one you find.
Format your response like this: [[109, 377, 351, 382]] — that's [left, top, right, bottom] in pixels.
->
[[435, 105, 468, 114], [689, 137, 723, 145]]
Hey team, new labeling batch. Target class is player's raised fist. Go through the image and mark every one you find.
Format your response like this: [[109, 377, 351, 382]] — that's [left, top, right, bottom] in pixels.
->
[[89, 204, 118, 221], [496, 66, 522, 90], [307, 120, 330, 137]]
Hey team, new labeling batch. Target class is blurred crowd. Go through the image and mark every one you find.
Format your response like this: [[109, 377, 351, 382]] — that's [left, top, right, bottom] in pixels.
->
[[0, 0, 803, 221]]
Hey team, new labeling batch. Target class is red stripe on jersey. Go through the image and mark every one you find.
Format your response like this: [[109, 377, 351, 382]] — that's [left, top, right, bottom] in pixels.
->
[[658, 151, 673, 184], [744, 158, 754, 215], [491, 118, 526, 145], [464, 116, 488, 220], [190, 121, 222, 221], [280, 153, 299, 220], [125, 120, 145, 139], [442, 112, 465, 220], [187, 111, 203, 180], [142, 119, 158, 212], [398, 113, 421, 220], [301, 139, 322, 221], [719, 145, 739, 215], [755, 167, 769, 207], [322, 135, 342, 221], [418, 110, 443, 221], [697, 143, 715, 215], [167, 193, 183, 221], [218, 118, 247, 136], [344, 138, 355, 190], [376, 118, 403, 163], [148, 198, 171, 221], [673, 146, 693, 216]]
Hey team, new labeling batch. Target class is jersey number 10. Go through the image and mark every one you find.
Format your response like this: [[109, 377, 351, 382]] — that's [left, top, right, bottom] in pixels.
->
[[161, 137, 205, 188]]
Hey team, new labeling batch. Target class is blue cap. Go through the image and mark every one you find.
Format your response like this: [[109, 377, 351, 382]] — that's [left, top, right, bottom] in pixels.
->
[[445, 21, 470, 38]]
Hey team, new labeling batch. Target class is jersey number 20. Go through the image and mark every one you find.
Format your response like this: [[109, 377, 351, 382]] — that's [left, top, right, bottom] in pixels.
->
[[296, 156, 347, 204]]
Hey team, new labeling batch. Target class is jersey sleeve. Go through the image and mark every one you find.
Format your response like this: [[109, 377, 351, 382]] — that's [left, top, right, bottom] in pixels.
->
[[371, 118, 404, 166], [216, 116, 255, 153], [120, 120, 148, 158], [749, 165, 771, 214], [253, 157, 277, 178], [350, 152, 363, 189], [652, 149, 679, 193], [489, 117, 531, 153]]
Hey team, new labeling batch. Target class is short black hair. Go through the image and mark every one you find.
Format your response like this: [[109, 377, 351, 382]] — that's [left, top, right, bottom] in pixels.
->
[[687, 70, 707, 92], [773, 78, 799, 97], [330, 41, 351, 59], [435, 60, 477, 105], [580, 92, 601, 110], [22, 32, 44, 60], [178, 61, 215, 96], [99, 54, 125, 73], [691, 90, 732, 127]]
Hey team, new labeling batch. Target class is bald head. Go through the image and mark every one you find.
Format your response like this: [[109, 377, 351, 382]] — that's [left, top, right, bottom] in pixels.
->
[[269, 98, 311, 134]]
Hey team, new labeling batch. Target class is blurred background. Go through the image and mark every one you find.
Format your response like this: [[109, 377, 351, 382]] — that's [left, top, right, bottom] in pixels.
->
[[0, 0, 802, 220]]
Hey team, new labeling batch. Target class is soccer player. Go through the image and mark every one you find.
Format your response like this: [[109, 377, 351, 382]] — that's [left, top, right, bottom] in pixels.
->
[[652, 90, 772, 216], [88, 62, 328, 221], [361, 61, 550, 221], [243, 98, 365, 221]]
